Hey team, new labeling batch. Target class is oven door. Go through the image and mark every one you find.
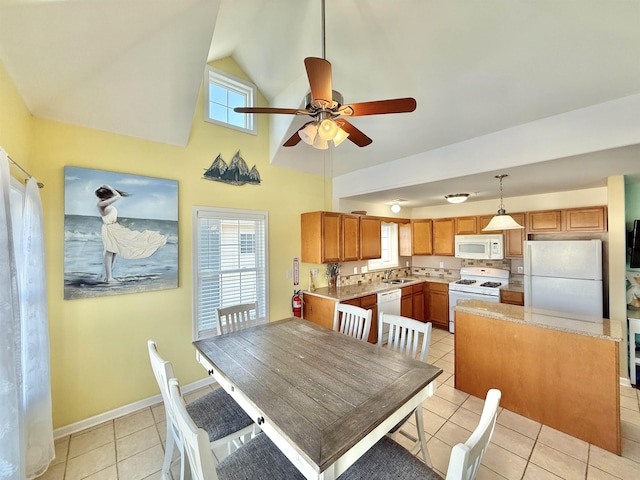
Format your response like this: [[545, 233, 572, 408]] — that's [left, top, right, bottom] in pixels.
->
[[448, 290, 500, 333]]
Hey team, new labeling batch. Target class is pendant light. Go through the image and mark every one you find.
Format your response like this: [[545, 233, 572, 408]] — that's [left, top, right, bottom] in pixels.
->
[[482, 174, 524, 231]]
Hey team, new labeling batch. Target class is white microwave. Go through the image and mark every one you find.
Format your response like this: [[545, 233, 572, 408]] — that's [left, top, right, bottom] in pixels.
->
[[454, 234, 504, 260]]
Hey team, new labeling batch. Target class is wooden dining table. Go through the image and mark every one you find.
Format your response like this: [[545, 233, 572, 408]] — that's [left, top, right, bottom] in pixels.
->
[[193, 317, 442, 480]]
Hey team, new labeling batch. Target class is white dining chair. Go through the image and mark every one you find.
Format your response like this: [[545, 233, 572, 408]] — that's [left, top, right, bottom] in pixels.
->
[[168, 378, 305, 480], [147, 340, 255, 480], [333, 303, 372, 341], [217, 302, 258, 334], [378, 312, 433, 465], [337, 389, 502, 480]]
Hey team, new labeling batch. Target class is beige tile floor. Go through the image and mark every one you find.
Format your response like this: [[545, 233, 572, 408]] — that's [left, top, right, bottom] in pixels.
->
[[39, 328, 640, 480]]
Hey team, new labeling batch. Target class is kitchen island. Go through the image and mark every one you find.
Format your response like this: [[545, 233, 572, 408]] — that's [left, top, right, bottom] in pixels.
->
[[454, 300, 622, 455]]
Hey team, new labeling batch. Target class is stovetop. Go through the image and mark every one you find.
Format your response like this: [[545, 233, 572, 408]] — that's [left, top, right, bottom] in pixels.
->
[[449, 267, 510, 296]]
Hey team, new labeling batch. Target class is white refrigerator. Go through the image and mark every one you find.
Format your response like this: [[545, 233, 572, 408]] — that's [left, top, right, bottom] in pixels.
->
[[524, 239, 603, 318]]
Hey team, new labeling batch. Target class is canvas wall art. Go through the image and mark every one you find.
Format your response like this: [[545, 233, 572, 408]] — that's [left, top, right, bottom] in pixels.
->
[[64, 166, 178, 299]]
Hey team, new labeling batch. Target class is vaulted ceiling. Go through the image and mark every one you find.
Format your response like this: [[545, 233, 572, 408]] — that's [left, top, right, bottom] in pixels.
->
[[0, 0, 639, 206]]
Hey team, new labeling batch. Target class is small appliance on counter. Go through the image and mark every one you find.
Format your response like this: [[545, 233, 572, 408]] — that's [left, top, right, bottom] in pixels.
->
[[524, 239, 603, 318]]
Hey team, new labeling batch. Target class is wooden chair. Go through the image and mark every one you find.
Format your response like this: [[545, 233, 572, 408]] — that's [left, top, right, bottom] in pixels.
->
[[216, 302, 258, 334], [338, 389, 502, 480], [333, 303, 372, 341], [168, 378, 305, 480], [147, 340, 255, 480], [378, 312, 433, 465]]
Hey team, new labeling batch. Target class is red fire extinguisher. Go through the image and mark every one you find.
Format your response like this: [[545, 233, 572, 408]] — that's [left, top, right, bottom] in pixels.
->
[[292, 290, 302, 318]]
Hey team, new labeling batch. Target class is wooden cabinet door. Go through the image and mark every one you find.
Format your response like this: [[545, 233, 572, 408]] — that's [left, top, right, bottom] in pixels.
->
[[427, 283, 449, 329], [412, 284, 425, 321], [412, 220, 433, 255], [399, 222, 413, 256], [500, 289, 524, 306], [455, 216, 478, 235], [527, 210, 562, 233], [564, 207, 607, 232], [303, 294, 336, 330], [360, 216, 382, 260], [301, 212, 341, 264], [360, 294, 378, 344], [433, 218, 455, 256], [479, 215, 494, 233], [401, 286, 413, 318], [341, 214, 360, 261], [505, 212, 526, 258]]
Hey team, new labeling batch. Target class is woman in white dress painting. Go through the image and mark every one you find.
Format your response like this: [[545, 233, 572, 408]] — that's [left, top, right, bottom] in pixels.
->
[[95, 184, 167, 282]]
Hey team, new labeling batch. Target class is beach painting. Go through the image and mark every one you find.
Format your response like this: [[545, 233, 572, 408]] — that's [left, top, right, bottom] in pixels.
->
[[64, 166, 178, 300]]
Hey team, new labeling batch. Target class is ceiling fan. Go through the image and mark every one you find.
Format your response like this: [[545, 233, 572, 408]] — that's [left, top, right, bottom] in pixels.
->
[[233, 1, 417, 149]]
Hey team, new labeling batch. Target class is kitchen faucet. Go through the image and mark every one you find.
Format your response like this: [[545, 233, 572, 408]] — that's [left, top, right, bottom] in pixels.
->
[[384, 269, 394, 281]]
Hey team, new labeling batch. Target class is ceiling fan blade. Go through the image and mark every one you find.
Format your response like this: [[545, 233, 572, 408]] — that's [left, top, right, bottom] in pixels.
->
[[304, 57, 333, 108], [339, 120, 373, 147], [338, 98, 417, 117], [283, 122, 314, 147], [234, 107, 308, 115]]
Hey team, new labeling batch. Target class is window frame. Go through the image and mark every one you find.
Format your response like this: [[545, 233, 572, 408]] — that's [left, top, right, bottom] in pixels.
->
[[368, 222, 399, 271], [204, 66, 257, 135], [192, 206, 269, 340]]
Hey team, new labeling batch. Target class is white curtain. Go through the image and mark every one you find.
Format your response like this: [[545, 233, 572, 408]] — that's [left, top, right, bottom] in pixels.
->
[[0, 148, 54, 479]]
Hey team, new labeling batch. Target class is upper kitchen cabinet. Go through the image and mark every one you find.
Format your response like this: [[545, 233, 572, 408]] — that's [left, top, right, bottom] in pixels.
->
[[564, 206, 607, 232], [341, 214, 360, 261], [399, 222, 413, 256], [527, 210, 562, 233], [479, 215, 495, 233], [455, 216, 479, 235], [301, 211, 341, 263], [411, 219, 433, 255], [505, 212, 526, 258], [360, 216, 382, 260], [433, 218, 455, 256]]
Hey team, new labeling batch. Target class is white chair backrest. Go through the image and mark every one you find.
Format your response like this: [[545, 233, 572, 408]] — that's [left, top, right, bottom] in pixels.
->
[[168, 378, 219, 480], [217, 302, 258, 334], [445, 389, 502, 480], [147, 340, 179, 429], [333, 303, 372, 341], [378, 313, 432, 361]]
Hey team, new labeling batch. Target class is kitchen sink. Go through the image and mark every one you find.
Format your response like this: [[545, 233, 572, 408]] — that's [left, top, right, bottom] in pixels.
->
[[388, 278, 415, 284]]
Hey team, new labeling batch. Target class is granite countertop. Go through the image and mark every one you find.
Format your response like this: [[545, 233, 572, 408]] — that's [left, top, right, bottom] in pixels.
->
[[455, 299, 622, 341], [304, 275, 456, 302]]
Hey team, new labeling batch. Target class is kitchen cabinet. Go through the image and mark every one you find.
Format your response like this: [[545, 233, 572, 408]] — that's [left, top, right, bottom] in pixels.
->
[[399, 222, 413, 256], [527, 210, 562, 233], [401, 286, 413, 318], [433, 218, 455, 256], [478, 215, 494, 233], [341, 294, 378, 343], [302, 293, 336, 330], [500, 289, 524, 306], [412, 283, 425, 321], [505, 212, 526, 258], [301, 212, 341, 263], [360, 216, 382, 260], [426, 282, 449, 329], [341, 214, 360, 261], [411, 220, 433, 255], [564, 206, 607, 232], [455, 216, 478, 235]]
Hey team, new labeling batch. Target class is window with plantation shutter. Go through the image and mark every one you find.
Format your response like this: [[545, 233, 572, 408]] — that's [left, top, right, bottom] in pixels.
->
[[192, 207, 268, 340]]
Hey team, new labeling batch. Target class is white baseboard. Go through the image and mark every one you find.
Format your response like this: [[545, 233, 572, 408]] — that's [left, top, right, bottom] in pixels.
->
[[620, 377, 632, 387], [53, 376, 216, 440]]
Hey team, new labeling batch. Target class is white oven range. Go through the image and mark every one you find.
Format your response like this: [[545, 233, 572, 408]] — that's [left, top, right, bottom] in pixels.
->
[[448, 267, 510, 333]]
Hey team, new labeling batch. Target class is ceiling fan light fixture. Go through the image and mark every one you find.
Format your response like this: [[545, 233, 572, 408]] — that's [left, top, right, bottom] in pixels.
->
[[312, 133, 329, 150], [332, 126, 349, 146], [482, 174, 524, 231], [299, 123, 318, 145], [445, 193, 470, 204], [318, 118, 339, 140]]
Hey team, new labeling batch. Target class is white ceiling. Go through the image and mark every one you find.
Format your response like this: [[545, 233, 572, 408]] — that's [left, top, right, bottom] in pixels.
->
[[0, 0, 639, 207]]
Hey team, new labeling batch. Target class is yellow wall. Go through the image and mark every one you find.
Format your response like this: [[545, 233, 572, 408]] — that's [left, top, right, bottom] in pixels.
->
[[1, 57, 328, 428]]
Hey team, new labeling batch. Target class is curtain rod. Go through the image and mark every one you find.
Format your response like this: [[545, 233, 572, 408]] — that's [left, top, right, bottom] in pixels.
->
[[8, 154, 44, 188]]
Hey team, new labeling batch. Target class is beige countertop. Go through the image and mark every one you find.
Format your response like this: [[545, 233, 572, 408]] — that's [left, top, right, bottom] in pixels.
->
[[502, 284, 524, 293], [303, 275, 456, 302], [455, 299, 622, 341]]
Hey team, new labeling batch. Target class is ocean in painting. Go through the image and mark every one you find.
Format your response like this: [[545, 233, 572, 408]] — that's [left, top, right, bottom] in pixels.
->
[[64, 214, 178, 299]]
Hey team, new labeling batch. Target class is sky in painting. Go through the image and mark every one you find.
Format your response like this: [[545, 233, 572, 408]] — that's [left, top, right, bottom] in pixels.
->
[[64, 166, 178, 221]]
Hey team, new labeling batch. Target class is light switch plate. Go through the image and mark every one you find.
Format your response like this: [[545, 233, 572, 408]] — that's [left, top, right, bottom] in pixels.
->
[[361, 266, 368, 274], [353, 267, 358, 274]]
